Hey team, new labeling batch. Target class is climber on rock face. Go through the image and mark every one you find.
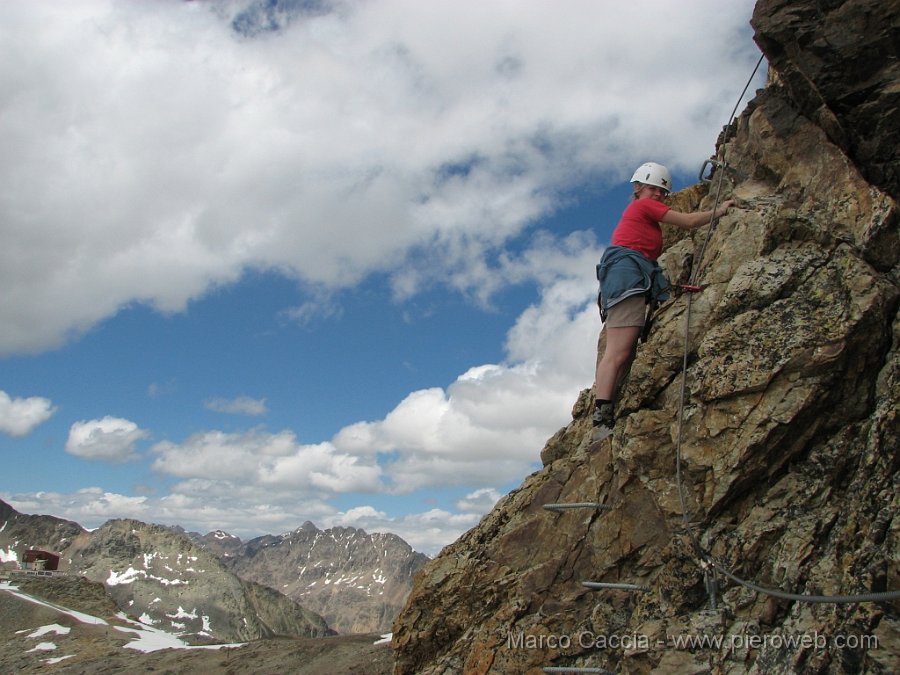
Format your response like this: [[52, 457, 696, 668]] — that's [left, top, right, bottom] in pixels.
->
[[592, 162, 733, 437]]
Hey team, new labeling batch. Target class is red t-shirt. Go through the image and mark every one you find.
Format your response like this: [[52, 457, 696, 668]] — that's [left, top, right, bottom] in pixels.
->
[[611, 198, 671, 261]]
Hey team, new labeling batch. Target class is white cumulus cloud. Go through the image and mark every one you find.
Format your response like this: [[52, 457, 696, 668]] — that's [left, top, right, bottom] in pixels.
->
[[0, 390, 56, 437], [150, 428, 383, 493], [66, 417, 150, 462]]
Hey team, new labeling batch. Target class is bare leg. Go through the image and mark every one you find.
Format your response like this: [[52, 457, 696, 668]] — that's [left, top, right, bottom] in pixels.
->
[[594, 325, 642, 402]]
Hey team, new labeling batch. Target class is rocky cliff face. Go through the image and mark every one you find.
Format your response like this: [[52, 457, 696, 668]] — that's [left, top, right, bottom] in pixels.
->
[[0, 499, 86, 568], [224, 521, 429, 635], [189, 528, 244, 559], [391, 2, 899, 673]]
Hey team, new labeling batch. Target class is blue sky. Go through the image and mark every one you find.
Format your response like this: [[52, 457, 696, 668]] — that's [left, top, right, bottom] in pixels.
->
[[0, 0, 763, 555]]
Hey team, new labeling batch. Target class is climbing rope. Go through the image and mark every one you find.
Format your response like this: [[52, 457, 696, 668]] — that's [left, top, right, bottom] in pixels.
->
[[672, 51, 899, 608]]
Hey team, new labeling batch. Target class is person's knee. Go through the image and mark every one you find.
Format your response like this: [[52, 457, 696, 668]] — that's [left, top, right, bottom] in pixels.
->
[[603, 345, 633, 369]]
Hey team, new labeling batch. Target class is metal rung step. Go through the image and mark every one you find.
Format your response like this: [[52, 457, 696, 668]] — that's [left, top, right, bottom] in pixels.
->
[[582, 581, 651, 592], [543, 667, 615, 674], [542, 502, 611, 511]]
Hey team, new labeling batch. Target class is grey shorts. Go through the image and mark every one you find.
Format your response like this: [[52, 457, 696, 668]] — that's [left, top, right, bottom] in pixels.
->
[[605, 294, 647, 328]]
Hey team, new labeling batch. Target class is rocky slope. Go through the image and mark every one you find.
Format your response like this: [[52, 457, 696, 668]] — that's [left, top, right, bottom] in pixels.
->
[[222, 521, 429, 634], [391, 2, 899, 673], [0, 499, 86, 568], [67, 518, 333, 642], [0, 504, 332, 643], [0, 577, 392, 674], [189, 529, 244, 560]]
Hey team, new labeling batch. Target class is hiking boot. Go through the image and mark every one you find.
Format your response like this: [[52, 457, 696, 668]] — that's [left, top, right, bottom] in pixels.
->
[[591, 403, 614, 441]]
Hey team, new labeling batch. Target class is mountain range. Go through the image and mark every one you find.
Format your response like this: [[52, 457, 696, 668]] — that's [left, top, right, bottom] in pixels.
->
[[0, 498, 427, 643], [208, 521, 428, 634]]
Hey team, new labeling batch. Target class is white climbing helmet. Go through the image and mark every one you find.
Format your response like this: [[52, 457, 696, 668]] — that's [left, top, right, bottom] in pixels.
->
[[630, 162, 672, 192]]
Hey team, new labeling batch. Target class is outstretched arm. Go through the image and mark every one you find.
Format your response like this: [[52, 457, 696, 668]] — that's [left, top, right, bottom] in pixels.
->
[[661, 199, 734, 229]]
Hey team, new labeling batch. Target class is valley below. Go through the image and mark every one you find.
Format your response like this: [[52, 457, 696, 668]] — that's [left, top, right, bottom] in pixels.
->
[[1, 575, 394, 674]]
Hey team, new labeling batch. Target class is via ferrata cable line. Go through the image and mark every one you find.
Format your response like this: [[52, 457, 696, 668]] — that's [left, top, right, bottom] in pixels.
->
[[672, 51, 765, 610]]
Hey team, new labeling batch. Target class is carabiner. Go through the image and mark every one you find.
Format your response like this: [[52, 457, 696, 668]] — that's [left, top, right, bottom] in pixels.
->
[[698, 158, 722, 183]]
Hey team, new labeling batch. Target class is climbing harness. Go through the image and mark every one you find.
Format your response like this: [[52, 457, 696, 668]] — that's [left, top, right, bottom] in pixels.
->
[[639, 297, 658, 343]]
